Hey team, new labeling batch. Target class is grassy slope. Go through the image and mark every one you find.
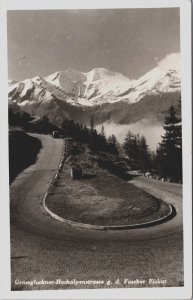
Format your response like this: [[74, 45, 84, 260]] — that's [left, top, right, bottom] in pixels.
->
[[46, 147, 170, 226]]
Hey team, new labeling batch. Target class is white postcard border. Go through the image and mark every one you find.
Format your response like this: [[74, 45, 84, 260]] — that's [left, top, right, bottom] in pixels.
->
[[0, 0, 191, 299]]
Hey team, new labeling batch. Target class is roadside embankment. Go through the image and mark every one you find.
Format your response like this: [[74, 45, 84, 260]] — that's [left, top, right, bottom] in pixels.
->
[[9, 129, 42, 183]]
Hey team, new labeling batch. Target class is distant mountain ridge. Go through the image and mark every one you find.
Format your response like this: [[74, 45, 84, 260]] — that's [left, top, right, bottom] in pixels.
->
[[8, 53, 181, 136]]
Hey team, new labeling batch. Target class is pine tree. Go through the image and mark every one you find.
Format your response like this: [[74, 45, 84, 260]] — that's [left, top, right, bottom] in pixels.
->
[[123, 131, 133, 159], [137, 135, 150, 174], [156, 105, 182, 181], [123, 131, 138, 164], [90, 115, 94, 132], [89, 129, 98, 152], [101, 124, 105, 137], [107, 134, 119, 154]]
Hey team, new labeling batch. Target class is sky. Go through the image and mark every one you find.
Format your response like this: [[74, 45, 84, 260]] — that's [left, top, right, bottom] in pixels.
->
[[7, 8, 180, 81]]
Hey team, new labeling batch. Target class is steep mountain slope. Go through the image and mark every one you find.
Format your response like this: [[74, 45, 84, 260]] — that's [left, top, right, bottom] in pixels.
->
[[44, 65, 180, 106], [44, 67, 133, 106], [8, 53, 181, 134], [81, 68, 134, 105], [121, 67, 180, 103]]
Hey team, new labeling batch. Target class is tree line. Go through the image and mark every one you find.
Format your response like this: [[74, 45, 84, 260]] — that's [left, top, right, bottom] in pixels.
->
[[61, 117, 120, 155], [122, 103, 182, 182], [9, 101, 182, 182], [123, 131, 151, 173], [9, 107, 120, 155]]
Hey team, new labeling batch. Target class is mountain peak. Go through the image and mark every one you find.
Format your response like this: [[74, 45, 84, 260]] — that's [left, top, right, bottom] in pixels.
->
[[45, 69, 86, 93], [158, 53, 180, 73], [32, 75, 46, 84], [85, 68, 130, 85], [8, 52, 181, 107]]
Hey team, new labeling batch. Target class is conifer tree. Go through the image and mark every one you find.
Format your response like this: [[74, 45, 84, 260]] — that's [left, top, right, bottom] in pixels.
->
[[123, 131, 138, 163], [155, 104, 182, 181], [101, 124, 105, 137], [90, 115, 94, 131], [137, 135, 150, 173], [108, 134, 119, 154]]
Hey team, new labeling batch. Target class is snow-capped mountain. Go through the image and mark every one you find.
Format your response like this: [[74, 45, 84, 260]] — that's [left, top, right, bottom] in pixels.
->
[[119, 67, 180, 103], [44, 65, 180, 106], [8, 53, 181, 131], [43, 67, 134, 106], [8, 54, 180, 108]]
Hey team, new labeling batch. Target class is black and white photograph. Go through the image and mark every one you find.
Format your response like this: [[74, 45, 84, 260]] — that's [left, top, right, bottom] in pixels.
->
[[0, 0, 192, 299]]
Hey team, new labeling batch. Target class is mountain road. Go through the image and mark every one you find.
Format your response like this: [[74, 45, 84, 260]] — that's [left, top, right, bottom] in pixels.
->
[[10, 134, 183, 290]]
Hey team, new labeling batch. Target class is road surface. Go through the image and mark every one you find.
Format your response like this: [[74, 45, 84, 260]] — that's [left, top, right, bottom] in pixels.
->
[[129, 175, 183, 232], [10, 134, 183, 290]]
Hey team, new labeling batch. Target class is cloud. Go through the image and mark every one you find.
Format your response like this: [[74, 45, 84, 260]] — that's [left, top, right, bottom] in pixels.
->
[[158, 53, 180, 72]]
